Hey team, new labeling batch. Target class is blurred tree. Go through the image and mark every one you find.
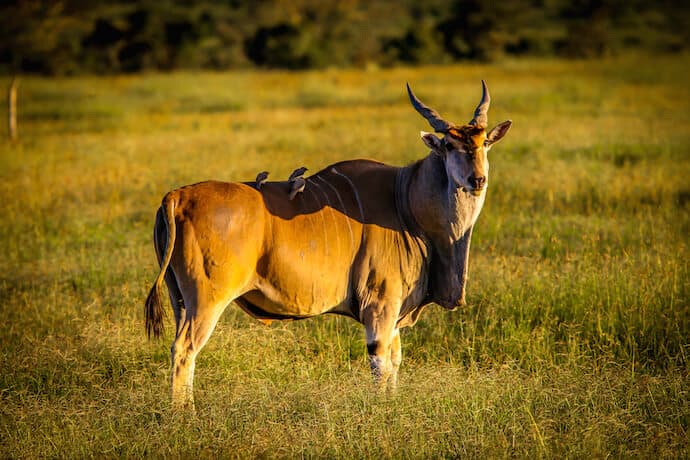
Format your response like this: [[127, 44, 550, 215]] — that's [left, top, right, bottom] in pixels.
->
[[0, 0, 687, 74], [557, 0, 613, 57], [381, 0, 451, 65], [0, 1, 90, 75], [245, 23, 311, 69]]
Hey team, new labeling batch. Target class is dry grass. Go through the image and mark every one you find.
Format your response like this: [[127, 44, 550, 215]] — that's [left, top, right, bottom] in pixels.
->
[[0, 54, 688, 457]]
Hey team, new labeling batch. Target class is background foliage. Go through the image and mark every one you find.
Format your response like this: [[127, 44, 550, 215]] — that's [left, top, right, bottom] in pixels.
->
[[1, 0, 689, 74]]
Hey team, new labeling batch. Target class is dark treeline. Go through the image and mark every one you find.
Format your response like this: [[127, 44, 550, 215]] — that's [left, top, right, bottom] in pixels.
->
[[1, 0, 688, 75]]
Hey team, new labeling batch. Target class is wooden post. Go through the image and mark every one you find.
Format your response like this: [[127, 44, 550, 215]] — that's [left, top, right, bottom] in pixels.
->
[[8, 76, 17, 141]]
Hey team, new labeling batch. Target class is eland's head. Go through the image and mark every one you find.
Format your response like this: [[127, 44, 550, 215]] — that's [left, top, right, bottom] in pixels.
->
[[407, 81, 512, 196]]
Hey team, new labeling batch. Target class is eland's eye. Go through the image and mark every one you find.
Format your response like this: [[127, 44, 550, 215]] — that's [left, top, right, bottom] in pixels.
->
[[444, 141, 454, 151]]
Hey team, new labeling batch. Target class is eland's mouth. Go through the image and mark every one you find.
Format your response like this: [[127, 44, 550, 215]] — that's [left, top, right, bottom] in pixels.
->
[[458, 186, 484, 196], [456, 182, 486, 196]]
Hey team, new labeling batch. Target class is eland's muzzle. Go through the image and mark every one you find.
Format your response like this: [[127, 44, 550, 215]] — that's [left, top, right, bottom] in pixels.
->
[[469, 174, 486, 191]]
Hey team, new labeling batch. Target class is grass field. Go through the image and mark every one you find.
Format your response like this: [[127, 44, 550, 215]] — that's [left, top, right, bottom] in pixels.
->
[[1, 54, 689, 458]]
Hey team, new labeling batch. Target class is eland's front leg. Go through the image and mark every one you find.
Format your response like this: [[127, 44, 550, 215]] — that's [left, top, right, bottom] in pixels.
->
[[362, 304, 399, 389], [388, 328, 402, 391]]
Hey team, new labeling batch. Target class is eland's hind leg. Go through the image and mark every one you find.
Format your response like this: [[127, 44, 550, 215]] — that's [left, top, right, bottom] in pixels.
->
[[170, 294, 233, 411], [160, 183, 264, 411]]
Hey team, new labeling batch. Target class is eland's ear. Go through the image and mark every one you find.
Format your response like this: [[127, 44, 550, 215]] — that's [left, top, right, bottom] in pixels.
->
[[421, 131, 443, 153], [485, 120, 512, 148]]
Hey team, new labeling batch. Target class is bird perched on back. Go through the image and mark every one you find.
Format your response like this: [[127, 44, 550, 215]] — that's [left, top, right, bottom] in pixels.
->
[[255, 171, 269, 189], [288, 166, 308, 182], [288, 176, 306, 200]]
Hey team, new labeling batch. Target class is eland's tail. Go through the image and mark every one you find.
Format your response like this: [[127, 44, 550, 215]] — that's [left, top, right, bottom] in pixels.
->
[[144, 194, 177, 339]]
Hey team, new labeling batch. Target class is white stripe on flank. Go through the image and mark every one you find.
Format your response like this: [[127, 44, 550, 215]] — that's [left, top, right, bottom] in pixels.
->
[[301, 185, 319, 237], [331, 167, 365, 223], [305, 179, 329, 255], [315, 175, 354, 251], [302, 185, 324, 305]]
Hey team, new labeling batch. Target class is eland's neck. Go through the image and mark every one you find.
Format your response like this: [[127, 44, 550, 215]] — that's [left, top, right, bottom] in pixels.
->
[[406, 153, 486, 309]]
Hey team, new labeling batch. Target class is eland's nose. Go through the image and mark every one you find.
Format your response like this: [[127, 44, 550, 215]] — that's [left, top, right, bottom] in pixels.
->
[[469, 175, 486, 189]]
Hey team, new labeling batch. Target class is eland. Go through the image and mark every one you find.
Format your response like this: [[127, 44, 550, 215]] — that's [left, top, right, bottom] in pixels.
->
[[145, 82, 512, 409]]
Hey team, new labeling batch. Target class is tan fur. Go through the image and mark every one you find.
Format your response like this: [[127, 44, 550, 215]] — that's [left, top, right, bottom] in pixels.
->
[[145, 83, 511, 409]]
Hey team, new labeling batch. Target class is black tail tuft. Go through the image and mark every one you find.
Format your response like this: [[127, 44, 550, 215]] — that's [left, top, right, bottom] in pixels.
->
[[145, 280, 166, 340]]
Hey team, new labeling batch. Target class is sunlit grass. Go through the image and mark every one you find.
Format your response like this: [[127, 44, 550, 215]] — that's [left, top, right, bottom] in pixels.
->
[[0, 53, 688, 457]]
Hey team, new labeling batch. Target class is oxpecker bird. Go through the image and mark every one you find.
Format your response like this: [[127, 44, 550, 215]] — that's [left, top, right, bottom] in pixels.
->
[[255, 171, 269, 189], [288, 166, 308, 182], [288, 176, 306, 200]]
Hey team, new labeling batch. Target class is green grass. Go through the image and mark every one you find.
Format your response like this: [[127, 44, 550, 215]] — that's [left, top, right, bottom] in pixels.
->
[[1, 54, 689, 458]]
